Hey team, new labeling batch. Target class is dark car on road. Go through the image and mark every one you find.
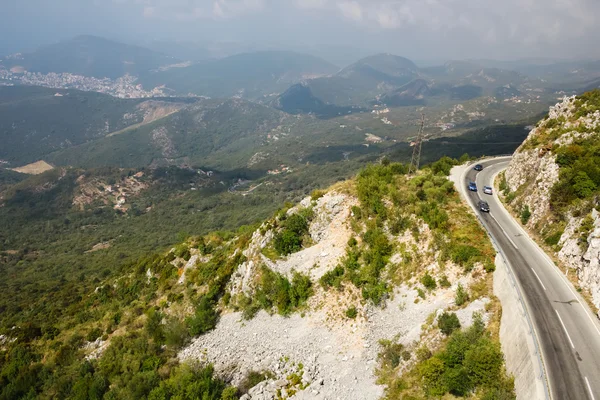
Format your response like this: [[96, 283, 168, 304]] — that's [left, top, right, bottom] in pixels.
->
[[478, 200, 490, 212], [474, 164, 484, 171], [468, 181, 477, 191]]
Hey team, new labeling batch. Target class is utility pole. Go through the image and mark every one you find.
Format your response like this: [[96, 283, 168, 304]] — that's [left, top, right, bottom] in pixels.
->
[[408, 113, 425, 175]]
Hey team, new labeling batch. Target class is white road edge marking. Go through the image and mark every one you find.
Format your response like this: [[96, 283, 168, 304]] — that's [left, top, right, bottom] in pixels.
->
[[489, 163, 600, 340], [555, 309, 575, 349], [586, 376, 596, 400], [490, 213, 519, 249], [531, 268, 547, 291]]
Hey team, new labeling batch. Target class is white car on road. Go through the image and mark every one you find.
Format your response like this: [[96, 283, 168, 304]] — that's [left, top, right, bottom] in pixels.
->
[[483, 186, 493, 195]]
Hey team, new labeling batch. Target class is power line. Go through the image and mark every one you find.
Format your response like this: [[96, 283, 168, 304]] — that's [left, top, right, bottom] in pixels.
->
[[408, 114, 425, 175]]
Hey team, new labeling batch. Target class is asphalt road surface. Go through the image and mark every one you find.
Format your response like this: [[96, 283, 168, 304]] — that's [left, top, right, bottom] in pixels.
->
[[462, 157, 600, 400]]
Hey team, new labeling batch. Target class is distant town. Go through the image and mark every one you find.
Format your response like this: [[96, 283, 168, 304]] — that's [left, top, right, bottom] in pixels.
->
[[0, 68, 168, 98]]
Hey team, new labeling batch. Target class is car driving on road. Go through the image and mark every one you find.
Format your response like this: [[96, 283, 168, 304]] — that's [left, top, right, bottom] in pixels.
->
[[478, 200, 490, 212], [474, 164, 483, 171], [468, 181, 477, 191], [483, 186, 493, 195]]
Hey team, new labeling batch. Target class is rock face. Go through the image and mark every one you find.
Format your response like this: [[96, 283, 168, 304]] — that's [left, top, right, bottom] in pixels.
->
[[505, 94, 600, 313], [180, 187, 492, 399], [228, 192, 356, 299], [581, 209, 600, 309], [505, 149, 559, 228]]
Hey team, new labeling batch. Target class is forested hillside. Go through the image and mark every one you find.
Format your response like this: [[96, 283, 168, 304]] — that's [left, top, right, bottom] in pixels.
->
[[0, 86, 193, 166], [0, 157, 514, 399], [47, 98, 292, 170]]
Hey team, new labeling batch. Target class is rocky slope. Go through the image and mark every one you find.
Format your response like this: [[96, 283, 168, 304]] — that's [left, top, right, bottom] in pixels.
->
[[0, 160, 514, 399], [503, 90, 600, 312], [173, 164, 509, 399]]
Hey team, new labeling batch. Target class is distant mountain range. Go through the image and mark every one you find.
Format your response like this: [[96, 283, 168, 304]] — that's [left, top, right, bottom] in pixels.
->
[[0, 35, 178, 79], [137, 51, 339, 98], [3, 34, 600, 124]]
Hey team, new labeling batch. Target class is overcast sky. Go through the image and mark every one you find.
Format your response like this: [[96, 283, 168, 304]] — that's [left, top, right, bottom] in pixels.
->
[[1, 0, 599, 63]]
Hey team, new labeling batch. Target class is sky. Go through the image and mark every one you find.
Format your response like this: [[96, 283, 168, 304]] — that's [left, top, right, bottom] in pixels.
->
[[1, 0, 599, 64]]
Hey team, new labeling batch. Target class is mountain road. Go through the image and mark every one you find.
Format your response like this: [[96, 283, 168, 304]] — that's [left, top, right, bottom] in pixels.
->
[[459, 157, 600, 400]]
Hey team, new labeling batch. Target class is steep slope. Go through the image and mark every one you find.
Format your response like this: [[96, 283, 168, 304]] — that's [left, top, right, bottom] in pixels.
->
[[138, 51, 338, 98], [0, 85, 191, 165], [46, 98, 291, 170], [502, 90, 600, 311], [0, 159, 514, 399], [0, 35, 177, 79]]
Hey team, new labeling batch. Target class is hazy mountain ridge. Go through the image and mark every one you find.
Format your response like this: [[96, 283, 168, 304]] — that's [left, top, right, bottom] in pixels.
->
[[137, 51, 339, 98], [0, 35, 178, 79]]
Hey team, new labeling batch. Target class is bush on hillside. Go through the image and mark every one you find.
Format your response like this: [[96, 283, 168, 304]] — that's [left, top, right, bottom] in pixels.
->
[[186, 297, 218, 336], [455, 283, 469, 306], [438, 312, 461, 336], [421, 273, 437, 290], [520, 205, 531, 225]]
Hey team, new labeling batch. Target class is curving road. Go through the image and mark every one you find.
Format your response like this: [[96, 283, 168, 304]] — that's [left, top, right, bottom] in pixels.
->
[[460, 157, 600, 400]]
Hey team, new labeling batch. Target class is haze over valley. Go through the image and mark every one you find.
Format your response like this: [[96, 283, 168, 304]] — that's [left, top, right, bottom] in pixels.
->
[[2, 2, 600, 399]]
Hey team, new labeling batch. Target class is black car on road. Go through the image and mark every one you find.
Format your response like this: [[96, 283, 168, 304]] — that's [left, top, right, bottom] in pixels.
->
[[478, 200, 490, 212], [474, 164, 483, 171]]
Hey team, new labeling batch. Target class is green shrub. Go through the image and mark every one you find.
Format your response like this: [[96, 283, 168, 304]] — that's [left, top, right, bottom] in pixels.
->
[[439, 275, 451, 288], [483, 260, 496, 273], [421, 273, 437, 290], [450, 244, 481, 266], [86, 327, 103, 342], [274, 230, 302, 255], [252, 267, 313, 316], [438, 312, 461, 336], [173, 244, 191, 261], [239, 370, 275, 394], [163, 318, 188, 348], [273, 211, 312, 256], [186, 297, 218, 336], [145, 308, 164, 343], [310, 190, 326, 201], [463, 337, 504, 388], [544, 230, 564, 246], [362, 282, 389, 305], [345, 306, 358, 319], [147, 363, 230, 400], [455, 283, 469, 306], [378, 339, 404, 369], [417, 288, 426, 299], [420, 356, 448, 396], [290, 271, 313, 309], [320, 265, 345, 290], [520, 205, 531, 225]]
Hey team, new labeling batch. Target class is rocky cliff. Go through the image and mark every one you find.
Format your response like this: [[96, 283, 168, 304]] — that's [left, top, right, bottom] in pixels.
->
[[504, 90, 600, 313]]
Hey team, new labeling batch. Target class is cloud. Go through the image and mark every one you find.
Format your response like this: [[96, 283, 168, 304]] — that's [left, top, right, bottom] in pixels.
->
[[137, 0, 264, 21], [212, 0, 265, 18], [294, 0, 328, 9], [337, 1, 363, 22], [3, 0, 599, 60]]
